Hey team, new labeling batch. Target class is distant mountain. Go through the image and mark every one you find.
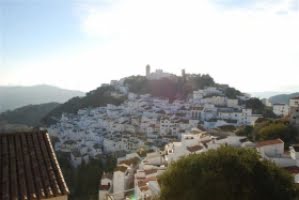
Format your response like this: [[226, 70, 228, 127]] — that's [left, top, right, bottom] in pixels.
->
[[269, 93, 299, 104], [0, 85, 85, 113], [250, 91, 287, 99], [0, 102, 60, 126]]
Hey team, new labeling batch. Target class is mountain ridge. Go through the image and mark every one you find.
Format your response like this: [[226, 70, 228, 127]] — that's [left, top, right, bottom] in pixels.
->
[[269, 92, 299, 104], [0, 84, 85, 113], [0, 102, 60, 126]]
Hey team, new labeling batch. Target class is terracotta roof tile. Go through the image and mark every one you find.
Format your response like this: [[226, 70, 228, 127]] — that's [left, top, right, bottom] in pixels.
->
[[144, 169, 158, 175], [0, 131, 69, 200], [187, 145, 203, 153], [99, 184, 111, 191], [283, 166, 299, 174], [256, 139, 284, 147]]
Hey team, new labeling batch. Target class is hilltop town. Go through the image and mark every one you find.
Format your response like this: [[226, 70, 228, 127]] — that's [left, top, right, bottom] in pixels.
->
[[44, 66, 299, 199], [48, 66, 256, 167]]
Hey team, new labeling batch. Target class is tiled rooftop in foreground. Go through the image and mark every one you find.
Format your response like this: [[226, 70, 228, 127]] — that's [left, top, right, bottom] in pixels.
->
[[0, 130, 69, 200]]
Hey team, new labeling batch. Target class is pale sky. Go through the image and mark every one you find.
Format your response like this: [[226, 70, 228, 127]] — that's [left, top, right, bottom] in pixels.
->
[[1, 0, 299, 92]]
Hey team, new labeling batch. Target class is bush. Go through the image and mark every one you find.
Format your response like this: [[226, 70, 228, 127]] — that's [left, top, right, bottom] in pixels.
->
[[158, 146, 298, 200]]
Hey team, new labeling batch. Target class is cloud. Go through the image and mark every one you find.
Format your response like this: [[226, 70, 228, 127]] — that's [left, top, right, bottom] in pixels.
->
[[2, 0, 299, 92], [212, 0, 299, 14], [73, 0, 299, 92]]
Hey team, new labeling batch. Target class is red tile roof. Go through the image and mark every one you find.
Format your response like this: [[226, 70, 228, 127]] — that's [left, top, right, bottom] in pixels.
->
[[283, 166, 299, 174], [187, 145, 203, 153], [99, 184, 111, 191], [0, 131, 69, 200], [144, 169, 158, 175], [256, 139, 284, 147]]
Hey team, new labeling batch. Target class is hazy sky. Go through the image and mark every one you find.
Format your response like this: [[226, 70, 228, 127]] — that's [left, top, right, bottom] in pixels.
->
[[1, 0, 298, 92]]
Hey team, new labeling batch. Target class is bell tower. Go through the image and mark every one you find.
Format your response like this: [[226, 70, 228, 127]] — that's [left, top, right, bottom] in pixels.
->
[[146, 64, 151, 77]]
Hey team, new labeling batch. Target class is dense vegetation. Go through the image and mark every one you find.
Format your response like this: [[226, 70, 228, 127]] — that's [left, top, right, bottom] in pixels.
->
[[158, 146, 299, 200], [56, 152, 116, 200], [221, 86, 242, 99], [236, 120, 299, 148], [43, 86, 126, 125], [124, 74, 242, 101], [245, 98, 276, 118], [2, 74, 243, 125], [0, 102, 60, 126]]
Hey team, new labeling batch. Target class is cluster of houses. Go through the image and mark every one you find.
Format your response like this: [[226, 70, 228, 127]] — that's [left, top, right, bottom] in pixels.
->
[[47, 67, 263, 167], [48, 81, 257, 167], [99, 128, 299, 200], [45, 66, 299, 199], [268, 97, 299, 126]]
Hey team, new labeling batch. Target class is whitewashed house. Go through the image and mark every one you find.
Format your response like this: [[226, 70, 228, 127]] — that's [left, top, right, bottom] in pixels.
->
[[289, 97, 299, 127], [99, 173, 113, 200], [273, 104, 289, 117], [227, 99, 239, 108], [256, 139, 284, 157]]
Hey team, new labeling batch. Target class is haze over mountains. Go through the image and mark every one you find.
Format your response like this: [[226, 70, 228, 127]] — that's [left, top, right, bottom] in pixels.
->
[[0, 85, 85, 113], [250, 91, 287, 99], [250, 91, 299, 104], [269, 93, 299, 105]]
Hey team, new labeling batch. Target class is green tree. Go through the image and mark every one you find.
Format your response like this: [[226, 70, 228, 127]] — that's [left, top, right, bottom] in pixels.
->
[[187, 73, 215, 90], [236, 125, 254, 139], [245, 98, 265, 114], [254, 121, 298, 148], [158, 146, 298, 200], [43, 85, 126, 125], [223, 87, 242, 98], [124, 75, 150, 94]]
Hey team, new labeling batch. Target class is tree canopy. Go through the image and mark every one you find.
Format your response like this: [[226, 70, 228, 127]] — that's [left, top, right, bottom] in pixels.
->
[[254, 120, 298, 147], [56, 152, 116, 200], [245, 98, 276, 118], [42, 85, 126, 125], [158, 146, 298, 200], [0, 102, 60, 126]]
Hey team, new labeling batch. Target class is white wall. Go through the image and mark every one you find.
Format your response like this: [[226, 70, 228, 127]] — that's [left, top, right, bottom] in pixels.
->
[[113, 171, 125, 200], [257, 143, 284, 157]]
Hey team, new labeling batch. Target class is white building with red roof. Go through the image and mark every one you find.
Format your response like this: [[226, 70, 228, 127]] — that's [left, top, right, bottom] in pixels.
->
[[256, 139, 284, 157]]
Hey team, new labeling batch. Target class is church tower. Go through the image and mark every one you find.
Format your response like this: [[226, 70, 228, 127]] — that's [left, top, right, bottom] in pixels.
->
[[182, 69, 186, 82], [146, 64, 151, 77]]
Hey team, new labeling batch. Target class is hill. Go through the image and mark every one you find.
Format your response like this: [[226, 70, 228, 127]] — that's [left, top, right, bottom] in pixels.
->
[[250, 91, 285, 99], [0, 102, 60, 126], [42, 73, 243, 125], [124, 74, 242, 100], [42, 85, 126, 125], [269, 92, 299, 104], [0, 85, 85, 113]]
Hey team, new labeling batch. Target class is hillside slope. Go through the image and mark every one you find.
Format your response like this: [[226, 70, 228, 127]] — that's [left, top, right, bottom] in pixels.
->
[[42, 74, 242, 125], [42, 85, 126, 125], [0, 102, 60, 126], [269, 93, 299, 104], [0, 85, 84, 113]]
